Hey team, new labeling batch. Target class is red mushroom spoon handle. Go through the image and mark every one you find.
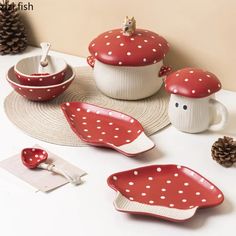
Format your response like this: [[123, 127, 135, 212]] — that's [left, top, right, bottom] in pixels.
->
[[159, 65, 172, 77], [87, 55, 95, 68]]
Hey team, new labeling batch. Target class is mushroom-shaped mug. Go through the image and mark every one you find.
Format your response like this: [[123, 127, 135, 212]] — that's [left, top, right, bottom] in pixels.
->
[[165, 68, 228, 133]]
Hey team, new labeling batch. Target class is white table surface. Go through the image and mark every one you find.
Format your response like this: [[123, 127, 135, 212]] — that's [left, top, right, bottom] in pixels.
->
[[0, 47, 235, 236]]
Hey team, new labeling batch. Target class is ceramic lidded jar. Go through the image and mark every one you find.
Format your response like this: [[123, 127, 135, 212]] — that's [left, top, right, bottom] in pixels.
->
[[165, 68, 228, 133], [87, 17, 171, 100]]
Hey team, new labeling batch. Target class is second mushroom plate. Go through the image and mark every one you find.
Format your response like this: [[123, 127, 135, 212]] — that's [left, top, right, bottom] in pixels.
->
[[61, 102, 155, 156], [107, 165, 224, 222]]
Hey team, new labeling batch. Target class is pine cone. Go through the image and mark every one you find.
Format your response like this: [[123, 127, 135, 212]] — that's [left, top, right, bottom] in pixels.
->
[[0, 0, 27, 55], [211, 136, 236, 167]]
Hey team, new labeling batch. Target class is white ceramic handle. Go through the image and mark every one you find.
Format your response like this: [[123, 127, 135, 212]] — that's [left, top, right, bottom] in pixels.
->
[[39, 163, 82, 185], [209, 98, 228, 131], [52, 166, 82, 185], [40, 42, 51, 66]]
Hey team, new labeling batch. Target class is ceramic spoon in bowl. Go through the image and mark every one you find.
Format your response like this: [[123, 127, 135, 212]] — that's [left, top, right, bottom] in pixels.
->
[[21, 148, 82, 185], [37, 42, 51, 74]]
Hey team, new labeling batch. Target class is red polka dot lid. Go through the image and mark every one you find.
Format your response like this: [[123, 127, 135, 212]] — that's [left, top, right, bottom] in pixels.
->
[[165, 68, 222, 98], [88, 28, 169, 66]]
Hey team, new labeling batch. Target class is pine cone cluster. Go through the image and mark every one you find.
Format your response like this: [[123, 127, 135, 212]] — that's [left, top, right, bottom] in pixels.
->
[[211, 136, 236, 167], [0, 0, 27, 55]]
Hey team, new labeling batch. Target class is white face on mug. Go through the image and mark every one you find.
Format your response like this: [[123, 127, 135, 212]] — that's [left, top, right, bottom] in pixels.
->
[[168, 94, 228, 133]]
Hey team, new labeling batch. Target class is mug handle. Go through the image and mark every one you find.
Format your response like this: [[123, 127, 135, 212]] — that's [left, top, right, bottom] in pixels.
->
[[209, 98, 228, 131], [87, 55, 95, 68], [158, 65, 172, 77]]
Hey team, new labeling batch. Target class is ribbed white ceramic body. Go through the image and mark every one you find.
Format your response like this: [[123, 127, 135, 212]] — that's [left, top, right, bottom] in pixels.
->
[[93, 60, 163, 100], [168, 94, 215, 133]]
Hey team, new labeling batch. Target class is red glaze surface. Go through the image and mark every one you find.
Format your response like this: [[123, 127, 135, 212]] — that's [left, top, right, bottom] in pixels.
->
[[89, 29, 169, 66], [108, 165, 224, 210], [15, 69, 66, 86], [21, 148, 48, 169], [87, 56, 95, 68], [165, 68, 222, 98], [159, 65, 172, 77], [7, 66, 75, 102], [31, 73, 50, 76], [61, 102, 152, 156]]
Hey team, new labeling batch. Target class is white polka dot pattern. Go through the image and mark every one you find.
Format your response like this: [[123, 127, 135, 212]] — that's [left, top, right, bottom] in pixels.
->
[[21, 148, 48, 169], [88, 29, 169, 66], [108, 165, 224, 209], [9, 66, 74, 102], [165, 68, 222, 98], [16, 69, 66, 87], [61, 102, 145, 148]]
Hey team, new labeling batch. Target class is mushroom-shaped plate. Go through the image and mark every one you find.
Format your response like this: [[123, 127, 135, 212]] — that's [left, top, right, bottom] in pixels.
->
[[61, 102, 155, 156], [107, 165, 224, 222]]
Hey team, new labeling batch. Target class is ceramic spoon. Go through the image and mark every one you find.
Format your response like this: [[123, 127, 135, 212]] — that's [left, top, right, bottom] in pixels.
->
[[38, 42, 51, 74], [21, 148, 81, 185]]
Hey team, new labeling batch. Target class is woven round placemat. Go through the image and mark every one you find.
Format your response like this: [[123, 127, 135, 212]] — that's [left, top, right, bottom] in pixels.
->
[[4, 67, 170, 146]]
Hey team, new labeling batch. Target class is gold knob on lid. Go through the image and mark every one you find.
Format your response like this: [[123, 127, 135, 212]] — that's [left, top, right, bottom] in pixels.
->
[[122, 16, 136, 36]]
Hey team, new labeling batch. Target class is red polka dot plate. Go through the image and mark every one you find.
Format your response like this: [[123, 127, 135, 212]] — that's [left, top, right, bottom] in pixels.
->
[[107, 165, 224, 222], [61, 102, 155, 156]]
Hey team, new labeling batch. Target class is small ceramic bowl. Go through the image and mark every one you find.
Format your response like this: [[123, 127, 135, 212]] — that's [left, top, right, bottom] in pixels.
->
[[14, 55, 67, 86], [7, 65, 75, 102]]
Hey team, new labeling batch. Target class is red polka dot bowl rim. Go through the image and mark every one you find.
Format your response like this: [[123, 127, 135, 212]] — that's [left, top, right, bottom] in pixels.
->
[[14, 55, 67, 86], [61, 102, 155, 156], [7, 65, 75, 102], [107, 165, 224, 222]]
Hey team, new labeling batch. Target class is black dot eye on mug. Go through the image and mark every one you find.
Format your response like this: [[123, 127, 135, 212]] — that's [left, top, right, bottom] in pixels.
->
[[183, 105, 188, 110], [175, 103, 179, 108]]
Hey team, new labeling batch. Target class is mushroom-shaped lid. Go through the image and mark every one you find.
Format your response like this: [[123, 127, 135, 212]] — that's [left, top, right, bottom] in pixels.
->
[[165, 68, 222, 98], [89, 29, 169, 66]]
